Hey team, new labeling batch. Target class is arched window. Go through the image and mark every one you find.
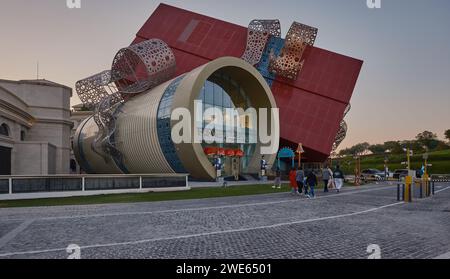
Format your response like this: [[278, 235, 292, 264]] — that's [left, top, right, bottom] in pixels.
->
[[0, 123, 10, 137]]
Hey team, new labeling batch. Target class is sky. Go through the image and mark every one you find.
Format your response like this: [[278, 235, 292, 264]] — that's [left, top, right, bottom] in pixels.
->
[[0, 0, 449, 150]]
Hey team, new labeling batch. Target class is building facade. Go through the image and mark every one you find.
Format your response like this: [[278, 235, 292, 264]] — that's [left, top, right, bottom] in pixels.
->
[[73, 4, 363, 180], [0, 79, 72, 175], [132, 4, 363, 162], [74, 57, 279, 180]]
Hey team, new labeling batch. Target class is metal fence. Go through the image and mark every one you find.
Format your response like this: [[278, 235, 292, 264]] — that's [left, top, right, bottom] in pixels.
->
[[430, 174, 450, 182], [0, 174, 189, 195]]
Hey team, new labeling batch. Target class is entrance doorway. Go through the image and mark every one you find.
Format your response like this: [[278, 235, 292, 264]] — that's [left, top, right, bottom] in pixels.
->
[[0, 146, 12, 175]]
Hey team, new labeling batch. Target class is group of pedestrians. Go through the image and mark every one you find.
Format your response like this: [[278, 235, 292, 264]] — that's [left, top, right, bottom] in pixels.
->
[[274, 165, 345, 198]]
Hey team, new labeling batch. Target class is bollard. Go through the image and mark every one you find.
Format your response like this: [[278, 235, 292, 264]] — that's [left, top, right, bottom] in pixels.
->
[[432, 181, 435, 195], [408, 183, 412, 202], [402, 184, 405, 201], [404, 176, 413, 203], [419, 182, 423, 199], [397, 184, 401, 201]]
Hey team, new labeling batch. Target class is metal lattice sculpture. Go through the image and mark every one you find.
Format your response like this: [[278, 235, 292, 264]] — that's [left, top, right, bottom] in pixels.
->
[[91, 93, 124, 161], [331, 104, 352, 152], [241, 20, 281, 66], [76, 39, 177, 164], [75, 70, 119, 109], [111, 39, 176, 95], [269, 21, 318, 80], [344, 103, 351, 117], [332, 120, 348, 152]]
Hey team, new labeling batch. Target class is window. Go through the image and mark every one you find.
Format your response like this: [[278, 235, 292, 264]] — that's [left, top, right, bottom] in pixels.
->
[[20, 130, 26, 141], [196, 73, 256, 175], [0, 123, 10, 137]]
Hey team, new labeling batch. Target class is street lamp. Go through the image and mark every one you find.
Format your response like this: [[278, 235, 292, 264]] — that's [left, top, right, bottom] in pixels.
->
[[384, 155, 389, 180], [353, 154, 361, 186], [296, 143, 305, 169], [402, 147, 413, 171], [422, 152, 428, 174]]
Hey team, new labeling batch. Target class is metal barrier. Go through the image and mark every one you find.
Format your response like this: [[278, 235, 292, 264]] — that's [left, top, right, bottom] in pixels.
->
[[430, 174, 450, 183], [395, 175, 450, 202], [0, 174, 189, 195]]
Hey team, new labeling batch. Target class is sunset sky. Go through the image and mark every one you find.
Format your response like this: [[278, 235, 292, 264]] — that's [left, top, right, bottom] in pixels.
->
[[0, 0, 449, 150]]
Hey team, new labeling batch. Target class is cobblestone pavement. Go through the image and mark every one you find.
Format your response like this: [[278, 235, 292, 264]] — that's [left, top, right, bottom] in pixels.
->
[[0, 182, 449, 259]]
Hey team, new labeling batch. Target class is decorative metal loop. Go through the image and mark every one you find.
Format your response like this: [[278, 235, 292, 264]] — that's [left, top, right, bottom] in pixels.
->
[[241, 19, 281, 66], [76, 39, 177, 164], [75, 70, 118, 109], [111, 39, 176, 94], [332, 120, 348, 152], [344, 103, 351, 118], [269, 21, 318, 80], [332, 103, 351, 152]]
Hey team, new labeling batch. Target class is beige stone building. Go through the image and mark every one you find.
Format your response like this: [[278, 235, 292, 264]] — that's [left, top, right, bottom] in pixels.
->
[[0, 79, 72, 175]]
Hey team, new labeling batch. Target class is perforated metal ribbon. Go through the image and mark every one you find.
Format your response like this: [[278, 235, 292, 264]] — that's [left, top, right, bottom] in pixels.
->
[[269, 21, 318, 80], [241, 19, 281, 66]]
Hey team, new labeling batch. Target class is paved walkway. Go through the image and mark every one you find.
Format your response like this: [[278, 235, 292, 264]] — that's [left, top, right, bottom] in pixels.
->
[[0, 182, 449, 259]]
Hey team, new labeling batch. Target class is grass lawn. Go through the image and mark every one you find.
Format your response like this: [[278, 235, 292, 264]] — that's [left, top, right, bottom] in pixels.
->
[[0, 184, 292, 208], [338, 149, 450, 174], [0, 181, 364, 209]]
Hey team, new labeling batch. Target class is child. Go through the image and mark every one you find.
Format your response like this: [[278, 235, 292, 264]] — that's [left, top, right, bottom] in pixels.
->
[[289, 168, 299, 195]]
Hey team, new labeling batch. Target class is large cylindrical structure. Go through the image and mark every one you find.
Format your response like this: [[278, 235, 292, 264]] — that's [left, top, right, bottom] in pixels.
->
[[74, 57, 279, 180]]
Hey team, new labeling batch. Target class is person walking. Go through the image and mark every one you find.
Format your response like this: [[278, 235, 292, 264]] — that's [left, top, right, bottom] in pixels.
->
[[296, 167, 305, 194], [306, 170, 318, 198], [272, 167, 282, 189], [322, 165, 332, 193], [333, 165, 345, 193], [289, 168, 299, 195]]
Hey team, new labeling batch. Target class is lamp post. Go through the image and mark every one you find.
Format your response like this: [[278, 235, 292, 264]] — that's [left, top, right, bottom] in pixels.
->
[[423, 153, 429, 176], [354, 154, 361, 186], [384, 155, 389, 181], [296, 143, 305, 169], [403, 147, 413, 171]]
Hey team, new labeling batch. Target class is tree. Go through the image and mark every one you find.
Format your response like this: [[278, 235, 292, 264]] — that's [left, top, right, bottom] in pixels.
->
[[435, 141, 450, 151], [352, 142, 370, 155], [401, 140, 425, 154], [384, 141, 403, 154], [416, 131, 439, 150], [368, 144, 386, 154], [445, 129, 450, 142], [338, 148, 352, 157]]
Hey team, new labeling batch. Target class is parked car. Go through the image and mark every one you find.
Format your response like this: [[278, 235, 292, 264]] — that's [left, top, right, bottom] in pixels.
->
[[393, 169, 409, 180], [360, 169, 385, 181]]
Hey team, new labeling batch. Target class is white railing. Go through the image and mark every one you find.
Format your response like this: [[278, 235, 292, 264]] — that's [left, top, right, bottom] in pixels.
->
[[0, 173, 189, 195]]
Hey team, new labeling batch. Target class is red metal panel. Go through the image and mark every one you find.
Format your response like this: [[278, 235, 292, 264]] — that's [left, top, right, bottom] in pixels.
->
[[133, 3, 363, 162]]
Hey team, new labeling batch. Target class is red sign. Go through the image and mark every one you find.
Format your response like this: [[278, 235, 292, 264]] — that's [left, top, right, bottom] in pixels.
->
[[217, 148, 225, 156], [234, 149, 244, 157], [204, 147, 218, 155], [204, 147, 244, 157], [225, 149, 235, 157]]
